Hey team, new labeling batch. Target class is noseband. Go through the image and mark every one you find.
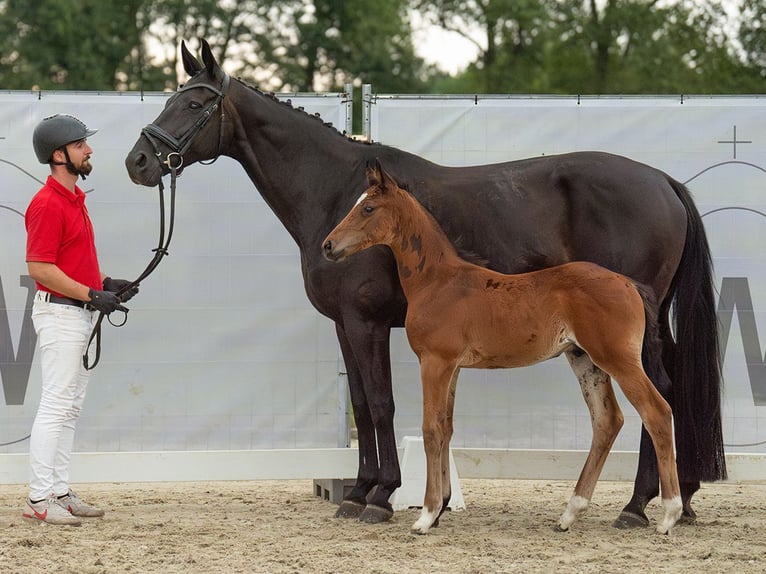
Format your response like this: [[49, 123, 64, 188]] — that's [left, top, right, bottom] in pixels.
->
[[141, 72, 231, 169]]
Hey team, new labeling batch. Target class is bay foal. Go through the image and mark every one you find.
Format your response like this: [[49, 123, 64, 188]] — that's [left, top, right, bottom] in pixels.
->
[[322, 162, 682, 535]]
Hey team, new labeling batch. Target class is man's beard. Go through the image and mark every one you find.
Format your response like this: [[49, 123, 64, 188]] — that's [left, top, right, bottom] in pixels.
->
[[78, 158, 93, 176], [66, 157, 93, 178]]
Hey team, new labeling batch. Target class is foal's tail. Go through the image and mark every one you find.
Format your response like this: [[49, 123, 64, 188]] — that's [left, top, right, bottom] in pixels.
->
[[664, 177, 727, 482]]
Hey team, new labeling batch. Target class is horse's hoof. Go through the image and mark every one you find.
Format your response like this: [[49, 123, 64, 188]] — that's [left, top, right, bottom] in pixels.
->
[[678, 508, 697, 525], [554, 523, 569, 533], [334, 500, 365, 519], [613, 511, 649, 529], [359, 504, 394, 524]]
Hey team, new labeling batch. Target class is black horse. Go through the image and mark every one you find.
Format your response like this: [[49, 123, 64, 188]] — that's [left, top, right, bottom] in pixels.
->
[[125, 40, 725, 528]]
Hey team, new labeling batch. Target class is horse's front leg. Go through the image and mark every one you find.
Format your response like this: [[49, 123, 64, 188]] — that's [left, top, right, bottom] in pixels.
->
[[333, 322, 400, 523], [345, 320, 401, 524], [412, 356, 458, 535], [559, 350, 623, 531], [333, 324, 377, 518]]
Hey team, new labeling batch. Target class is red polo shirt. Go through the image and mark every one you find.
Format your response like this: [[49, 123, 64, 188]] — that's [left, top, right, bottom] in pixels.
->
[[25, 175, 102, 297]]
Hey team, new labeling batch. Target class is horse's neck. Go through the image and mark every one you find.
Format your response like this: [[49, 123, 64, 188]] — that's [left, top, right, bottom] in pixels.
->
[[387, 192, 466, 297], [227, 85, 359, 245]]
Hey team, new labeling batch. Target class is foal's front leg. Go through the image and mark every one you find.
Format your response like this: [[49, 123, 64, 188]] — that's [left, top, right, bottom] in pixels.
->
[[434, 366, 460, 527], [412, 356, 459, 535]]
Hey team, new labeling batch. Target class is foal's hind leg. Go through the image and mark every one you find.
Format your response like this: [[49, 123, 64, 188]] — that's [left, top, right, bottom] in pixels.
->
[[558, 349, 624, 531], [616, 334, 698, 528], [605, 363, 682, 534]]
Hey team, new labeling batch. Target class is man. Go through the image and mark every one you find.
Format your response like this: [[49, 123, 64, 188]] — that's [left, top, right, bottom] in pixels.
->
[[22, 114, 138, 526]]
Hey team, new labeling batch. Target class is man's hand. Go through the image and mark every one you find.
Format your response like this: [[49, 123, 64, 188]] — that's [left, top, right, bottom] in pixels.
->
[[87, 288, 128, 314], [102, 277, 139, 302]]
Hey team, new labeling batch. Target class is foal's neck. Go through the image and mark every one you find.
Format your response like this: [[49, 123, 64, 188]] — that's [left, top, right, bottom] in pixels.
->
[[386, 191, 466, 297]]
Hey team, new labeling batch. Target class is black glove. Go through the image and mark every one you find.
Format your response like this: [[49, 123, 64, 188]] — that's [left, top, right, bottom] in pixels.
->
[[103, 277, 139, 303], [88, 288, 128, 314]]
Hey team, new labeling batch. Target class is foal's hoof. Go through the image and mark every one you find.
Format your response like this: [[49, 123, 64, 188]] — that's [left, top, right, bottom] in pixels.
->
[[334, 500, 365, 519], [613, 511, 650, 529], [359, 504, 394, 524]]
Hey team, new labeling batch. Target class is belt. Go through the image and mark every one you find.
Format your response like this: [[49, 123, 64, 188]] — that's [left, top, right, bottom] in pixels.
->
[[35, 291, 88, 309]]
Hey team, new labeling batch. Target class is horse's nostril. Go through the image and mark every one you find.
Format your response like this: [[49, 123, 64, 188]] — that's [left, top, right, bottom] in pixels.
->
[[135, 152, 147, 169], [323, 240, 332, 252]]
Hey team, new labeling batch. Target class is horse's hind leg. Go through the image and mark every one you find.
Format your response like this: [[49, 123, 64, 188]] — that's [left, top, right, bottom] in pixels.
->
[[558, 349, 624, 531]]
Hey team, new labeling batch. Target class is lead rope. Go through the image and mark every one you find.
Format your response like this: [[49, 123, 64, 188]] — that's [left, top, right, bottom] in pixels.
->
[[83, 164, 178, 370]]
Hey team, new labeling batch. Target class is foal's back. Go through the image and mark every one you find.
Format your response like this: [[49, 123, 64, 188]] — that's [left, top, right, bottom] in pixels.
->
[[406, 258, 646, 370]]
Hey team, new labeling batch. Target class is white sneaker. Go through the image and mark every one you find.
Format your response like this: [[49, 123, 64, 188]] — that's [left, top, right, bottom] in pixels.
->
[[58, 490, 105, 517], [22, 495, 81, 526]]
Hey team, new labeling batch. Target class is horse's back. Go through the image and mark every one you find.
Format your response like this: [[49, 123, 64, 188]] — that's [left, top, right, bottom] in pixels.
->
[[390, 151, 686, 299]]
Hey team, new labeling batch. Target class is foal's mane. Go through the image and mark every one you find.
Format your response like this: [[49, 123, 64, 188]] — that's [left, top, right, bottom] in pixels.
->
[[380, 174, 489, 269]]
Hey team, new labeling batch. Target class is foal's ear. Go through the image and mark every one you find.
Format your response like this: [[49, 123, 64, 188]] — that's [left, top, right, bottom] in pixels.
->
[[181, 40, 203, 76], [200, 39, 220, 78], [366, 159, 384, 187], [378, 165, 398, 193]]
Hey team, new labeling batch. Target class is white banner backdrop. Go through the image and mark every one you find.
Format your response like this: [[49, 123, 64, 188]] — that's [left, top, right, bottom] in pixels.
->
[[0, 90, 349, 454], [371, 95, 766, 454], [2, 90, 764, 477]]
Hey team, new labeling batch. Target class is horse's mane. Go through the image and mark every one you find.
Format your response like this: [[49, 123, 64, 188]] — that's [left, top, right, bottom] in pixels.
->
[[235, 75, 384, 148]]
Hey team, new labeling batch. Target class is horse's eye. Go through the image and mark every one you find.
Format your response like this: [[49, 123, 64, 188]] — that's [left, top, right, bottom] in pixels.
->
[[363, 205, 374, 214], [189, 101, 202, 110]]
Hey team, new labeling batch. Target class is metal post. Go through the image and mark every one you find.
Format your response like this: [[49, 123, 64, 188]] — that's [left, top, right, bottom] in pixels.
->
[[343, 83, 353, 136], [337, 348, 350, 448], [362, 84, 372, 141]]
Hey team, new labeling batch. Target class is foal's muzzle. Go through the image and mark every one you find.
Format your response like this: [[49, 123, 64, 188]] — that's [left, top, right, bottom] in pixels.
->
[[322, 239, 345, 262]]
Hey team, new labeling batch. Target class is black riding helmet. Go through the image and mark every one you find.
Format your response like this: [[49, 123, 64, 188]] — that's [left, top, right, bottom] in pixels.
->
[[33, 114, 97, 177]]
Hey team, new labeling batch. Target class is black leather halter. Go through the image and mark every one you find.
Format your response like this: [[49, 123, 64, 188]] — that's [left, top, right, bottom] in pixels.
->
[[141, 73, 231, 170]]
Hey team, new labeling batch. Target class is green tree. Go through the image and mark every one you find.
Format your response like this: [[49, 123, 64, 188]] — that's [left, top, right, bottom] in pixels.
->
[[739, 0, 766, 86], [0, 0, 148, 90], [414, 0, 554, 92], [143, 0, 432, 93], [418, 0, 758, 95], [550, 0, 751, 94]]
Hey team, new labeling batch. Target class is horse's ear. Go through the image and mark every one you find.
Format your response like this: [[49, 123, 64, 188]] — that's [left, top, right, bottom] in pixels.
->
[[181, 40, 202, 76], [200, 38, 220, 78]]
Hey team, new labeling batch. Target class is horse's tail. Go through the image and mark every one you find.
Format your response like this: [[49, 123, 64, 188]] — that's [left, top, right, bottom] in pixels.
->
[[665, 177, 727, 482]]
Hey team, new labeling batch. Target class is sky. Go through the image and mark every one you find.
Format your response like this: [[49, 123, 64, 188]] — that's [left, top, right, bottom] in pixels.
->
[[411, 13, 481, 75]]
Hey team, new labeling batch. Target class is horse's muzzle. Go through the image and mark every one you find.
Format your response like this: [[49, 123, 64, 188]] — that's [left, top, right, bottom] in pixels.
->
[[125, 147, 162, 187]]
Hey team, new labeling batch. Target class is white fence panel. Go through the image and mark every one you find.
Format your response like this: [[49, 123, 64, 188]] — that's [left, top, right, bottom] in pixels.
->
[[371, 94, 766, 454]]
